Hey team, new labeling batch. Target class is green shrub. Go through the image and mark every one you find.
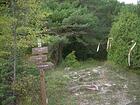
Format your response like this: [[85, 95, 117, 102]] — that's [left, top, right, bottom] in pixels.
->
[[64, 51, 80, 68], [108, 11, 140, 69], [12, 74, 39, 105]]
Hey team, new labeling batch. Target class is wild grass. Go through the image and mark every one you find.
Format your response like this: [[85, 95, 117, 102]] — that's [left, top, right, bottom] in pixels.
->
[[45, 59, 140, 105], [104, 61, 140, 75], [45, 67, 77, 105], [45, 59, 104, 105]]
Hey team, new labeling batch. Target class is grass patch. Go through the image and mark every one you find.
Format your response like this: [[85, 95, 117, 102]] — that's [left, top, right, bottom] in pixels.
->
[[45, 60, 140, 105], [45, 67, 77, 105], [78, 59, 105, 69], [104, 61, 140, 75], [45, 59, 104, 105], [60, 59, 105, 71]]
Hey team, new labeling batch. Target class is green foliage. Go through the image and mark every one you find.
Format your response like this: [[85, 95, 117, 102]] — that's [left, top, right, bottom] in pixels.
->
[[0, 13, 14, 105], [138, 1, 140, 15], [0, 59, 14, 105], [0, 0, 47, 104], [81, 0, 124, 38], [42, 0, 123, 61], [43, 0, 99, 62], [64, 51, 80, 68], [0, 16, 13, 57], [1, 0, 139, 105], [44, 0, 98, 36], [15, 0, 49, 49], [12, 74, 39, 105], [108, 9, 140, 69]]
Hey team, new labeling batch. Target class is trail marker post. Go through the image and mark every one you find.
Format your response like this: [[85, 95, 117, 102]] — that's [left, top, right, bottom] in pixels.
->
[[30, 40, 54, 105]]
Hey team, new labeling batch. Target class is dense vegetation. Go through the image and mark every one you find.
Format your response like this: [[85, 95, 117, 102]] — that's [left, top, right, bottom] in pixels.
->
[[42, 0, 124, 63], [108, 6, 140, 69], [0, 0, 139, 105]]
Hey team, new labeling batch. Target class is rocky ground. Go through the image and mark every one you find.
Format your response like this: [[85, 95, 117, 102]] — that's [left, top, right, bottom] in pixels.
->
[[64, 65, 140, 105]]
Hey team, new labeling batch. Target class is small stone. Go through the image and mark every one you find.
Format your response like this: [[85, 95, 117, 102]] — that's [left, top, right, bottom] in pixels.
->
[[74, 72, 78, 75], [104, 83, 112, 87], [123, 84, 127, 88], [87, 71, 91, 74], [73, 76, 78, 79], [92, 69, 100, 75], [75, 93, 79, 96], [88, 73, 91, 76]]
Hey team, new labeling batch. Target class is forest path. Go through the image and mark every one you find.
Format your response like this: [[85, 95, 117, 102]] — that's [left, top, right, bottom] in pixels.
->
[[65, 65, 140, 105]]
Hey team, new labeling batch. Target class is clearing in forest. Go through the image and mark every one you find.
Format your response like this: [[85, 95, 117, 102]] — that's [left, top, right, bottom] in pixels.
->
[[47, 63, 140, 105]]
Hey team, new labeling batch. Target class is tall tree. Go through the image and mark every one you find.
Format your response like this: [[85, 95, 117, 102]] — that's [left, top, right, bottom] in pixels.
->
[[0, 0, 47, 104], [42, 0, 101, 62]]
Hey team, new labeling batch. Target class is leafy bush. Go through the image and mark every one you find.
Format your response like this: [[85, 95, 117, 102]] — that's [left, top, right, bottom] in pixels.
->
[[108, 11, 140, 69], [12, 74, 39, 105], [64, 51, 80, 68]]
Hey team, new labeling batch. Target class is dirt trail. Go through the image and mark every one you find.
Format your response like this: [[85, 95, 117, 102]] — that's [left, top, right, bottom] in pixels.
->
[[65, 65, 140, 105]]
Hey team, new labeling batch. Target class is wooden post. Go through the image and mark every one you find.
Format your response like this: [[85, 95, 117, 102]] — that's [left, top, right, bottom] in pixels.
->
[[40, 69, 48, 105], [30, 46, 54, 105]]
